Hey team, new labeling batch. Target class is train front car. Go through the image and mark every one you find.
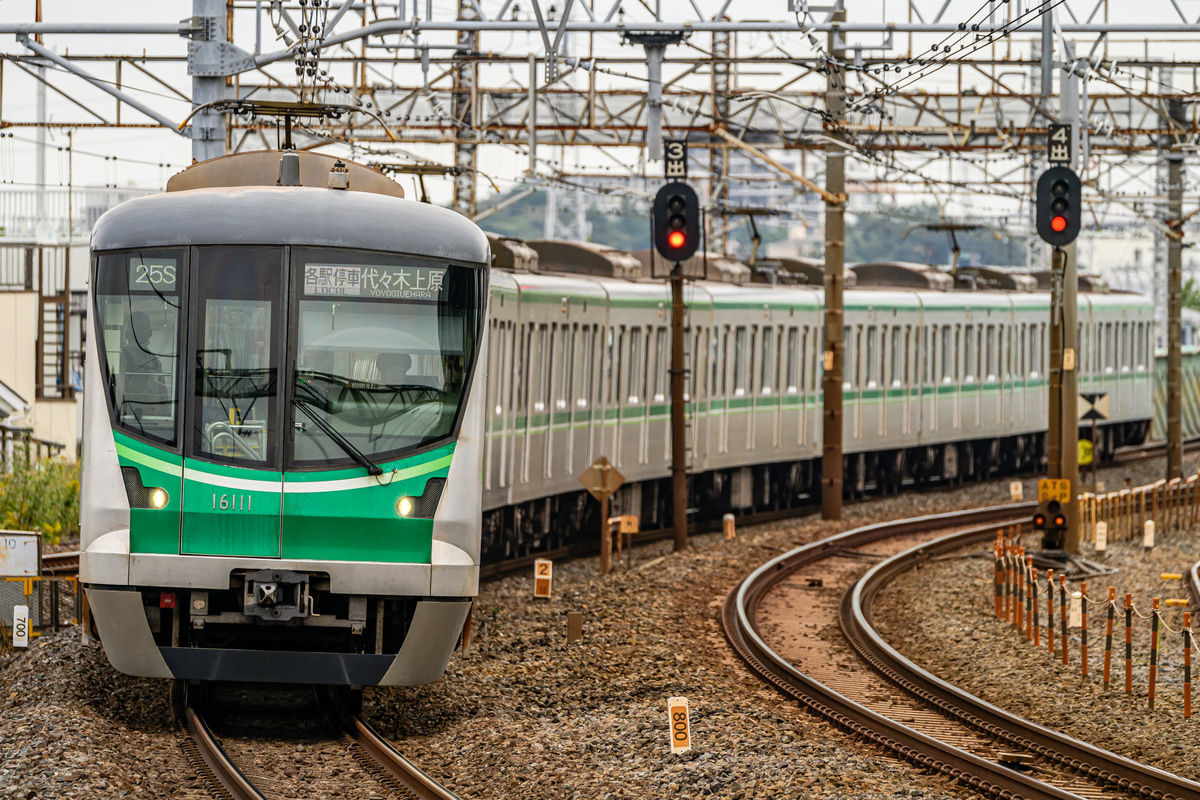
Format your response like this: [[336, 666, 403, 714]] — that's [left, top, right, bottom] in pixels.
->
[[80, 152, 489, 686]]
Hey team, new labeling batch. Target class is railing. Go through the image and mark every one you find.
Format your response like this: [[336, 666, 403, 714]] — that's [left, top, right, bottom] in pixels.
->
[[0, 425, 66, 473]]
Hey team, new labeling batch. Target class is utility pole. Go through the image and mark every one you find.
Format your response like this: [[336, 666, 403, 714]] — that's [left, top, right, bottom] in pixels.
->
[[1059, 60, 1080, 554], [821, 2, 847, 520], [670, 261, 687, 551], [452, 0, 479, 217], [1166, 96, 1186, 481]]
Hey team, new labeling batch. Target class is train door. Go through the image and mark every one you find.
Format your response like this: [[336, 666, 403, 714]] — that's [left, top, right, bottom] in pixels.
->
[[181, 247, 284, 558]]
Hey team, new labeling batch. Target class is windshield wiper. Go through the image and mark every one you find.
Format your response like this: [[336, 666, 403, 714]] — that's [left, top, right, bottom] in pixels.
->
[[292, 396, 383, 476]]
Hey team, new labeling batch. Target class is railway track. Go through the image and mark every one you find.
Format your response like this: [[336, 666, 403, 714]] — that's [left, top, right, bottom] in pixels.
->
[[723, 503, 1200, 800], [176, 687, 459, 800]]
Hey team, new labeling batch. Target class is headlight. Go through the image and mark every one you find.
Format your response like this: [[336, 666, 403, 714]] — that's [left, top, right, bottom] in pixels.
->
[[150, 488, 169, 509], [397, 496, 414, 517]]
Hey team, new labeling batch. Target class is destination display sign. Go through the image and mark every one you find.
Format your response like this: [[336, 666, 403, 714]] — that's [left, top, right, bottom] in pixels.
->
[[128, 257, 179, 293], [303, 263, 447, 300]]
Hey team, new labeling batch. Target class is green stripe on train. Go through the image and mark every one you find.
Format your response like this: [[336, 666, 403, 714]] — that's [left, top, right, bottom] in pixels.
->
[[112, 431, 455, 563]]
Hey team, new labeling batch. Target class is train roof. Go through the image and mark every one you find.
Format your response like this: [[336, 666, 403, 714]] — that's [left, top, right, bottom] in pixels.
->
[[92, 186, 490, 265]]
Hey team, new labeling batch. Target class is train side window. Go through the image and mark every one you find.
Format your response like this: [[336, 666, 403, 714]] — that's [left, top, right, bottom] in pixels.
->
[[865, 326, 878, 387], [962, 325, 974, 382], [985, 325, 995, 381], [759, 327, 773, 394], [715, 328, 724, 398], [613, 326, 625, 405], [1123, 322, 1130, 371], [1136, 322, 1145, 370], [578, 326, 592, 408], [786, 328, 799, 392], [854, 326, 864, 389], [891, 326, 903, 387], [653, 327, 668, 402], [533, 325, 549, 412], [927, 324, 936, 384], [733, 326, 747, 396], [627, 327, 643, 404], [841, 325, 851, 389], [604, 327, 615, 405], [748, 327, 758, 395], [941, 326, 952, 383], [903, 326, 911, 388]]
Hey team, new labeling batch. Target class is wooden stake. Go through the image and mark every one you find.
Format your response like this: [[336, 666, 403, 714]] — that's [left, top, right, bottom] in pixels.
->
[[1081, 580, 1089, 679], [1060, 574, 1069, 666], [1032, 568, 1041, 647], [1125, 593, 1133, 694], [1047, 569, 1056, 658], [1184, 612, 1192, 719], [1103, 587, 1115, 690], [1149, 598, 1161, 710]]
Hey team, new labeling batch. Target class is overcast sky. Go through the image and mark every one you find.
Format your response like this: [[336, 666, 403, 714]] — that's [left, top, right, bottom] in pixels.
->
[[1, 0, 1195, 208]]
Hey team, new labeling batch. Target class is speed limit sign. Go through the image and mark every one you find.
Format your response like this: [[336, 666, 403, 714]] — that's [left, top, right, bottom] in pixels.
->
[[12, 604, 28, 648]]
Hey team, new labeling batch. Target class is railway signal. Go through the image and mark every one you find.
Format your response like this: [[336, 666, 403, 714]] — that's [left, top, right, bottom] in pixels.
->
[[653, 182, 700, 262], [1036, 166, 1081, 247], [1033, 499, 1069, 550]]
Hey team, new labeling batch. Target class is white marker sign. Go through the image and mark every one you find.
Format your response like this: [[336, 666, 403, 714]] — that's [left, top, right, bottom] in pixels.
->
[[1069, 592, 1082, 628], [0, 532, 39, 577], [1009, 482, 1023, 501], [1143, 520, 1156, 550], [1094, 521, 1107, 553], [668, 696, 691, 754], [12, 604, 28, 648]]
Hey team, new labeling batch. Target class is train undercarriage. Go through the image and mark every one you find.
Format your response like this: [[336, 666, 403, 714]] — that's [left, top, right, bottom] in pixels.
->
[[480, 419, 1151, 562]]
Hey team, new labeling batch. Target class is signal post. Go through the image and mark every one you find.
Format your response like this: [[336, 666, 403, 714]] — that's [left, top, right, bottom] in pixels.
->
[[1036, 143, 1082, 553], [653, 162, 700, 553]]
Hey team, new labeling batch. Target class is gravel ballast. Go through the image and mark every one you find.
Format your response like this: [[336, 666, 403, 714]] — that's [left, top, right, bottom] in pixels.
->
[[0, 458, 1191, 798], [873, 459, 1200, 783]]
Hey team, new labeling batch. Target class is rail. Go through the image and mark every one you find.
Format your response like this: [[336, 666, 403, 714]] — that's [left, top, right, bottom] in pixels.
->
[[849, 526, 1200, 800], [179, 706, 268, 800], [724, 502, 1200, 800]]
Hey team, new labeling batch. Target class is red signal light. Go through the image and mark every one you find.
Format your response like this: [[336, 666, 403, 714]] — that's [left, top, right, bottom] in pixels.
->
[[1033, 513, 1046, 527], [1053, 514, 1067, 527], [667, 230, 687, 249], [1050, 215, 1068, 233]]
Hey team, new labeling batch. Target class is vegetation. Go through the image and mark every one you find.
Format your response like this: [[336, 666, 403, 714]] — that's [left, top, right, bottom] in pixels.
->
[[845, 204, 1025, 266], [475, 190, 1023, 266], [1183, 277, 1200, 312], [0, 454, 80, 543]]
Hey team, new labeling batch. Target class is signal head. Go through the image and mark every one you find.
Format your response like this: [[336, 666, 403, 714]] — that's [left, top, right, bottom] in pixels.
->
[[1036, 166, 1081, 247], [653, 181, 700, 262]]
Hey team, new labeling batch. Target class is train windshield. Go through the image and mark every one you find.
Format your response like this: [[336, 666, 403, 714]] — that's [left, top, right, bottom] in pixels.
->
[[94, 250, 186, 446], [94, 246, 484, 469], [290, 247, 484, 468]]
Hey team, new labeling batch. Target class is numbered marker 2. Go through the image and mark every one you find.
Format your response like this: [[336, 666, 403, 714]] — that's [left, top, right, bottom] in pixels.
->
[[533, 559, 553, 599], [12, 605, 29, 648], [668, 696, 691, 754]]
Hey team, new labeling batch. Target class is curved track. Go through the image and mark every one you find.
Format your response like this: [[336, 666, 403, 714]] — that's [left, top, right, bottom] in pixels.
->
[[724, 504, 1200, 800]]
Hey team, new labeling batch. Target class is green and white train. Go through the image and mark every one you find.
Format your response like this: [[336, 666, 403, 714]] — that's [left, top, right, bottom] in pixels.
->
[[478, 245, 1154, 559], [81, 151, 487, 685], [79, 149, 1154, 686]]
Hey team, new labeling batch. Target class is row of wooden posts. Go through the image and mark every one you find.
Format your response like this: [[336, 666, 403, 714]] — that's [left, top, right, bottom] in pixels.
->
[[1082, 474, 1200, 547], [993, 531, 1194, 717]]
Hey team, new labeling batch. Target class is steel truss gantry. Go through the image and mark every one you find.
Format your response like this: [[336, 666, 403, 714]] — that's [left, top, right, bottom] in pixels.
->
[[3, 1, 1200, 231]]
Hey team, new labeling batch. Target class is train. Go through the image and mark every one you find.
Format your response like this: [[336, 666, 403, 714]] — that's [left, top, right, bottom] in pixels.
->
[[79, 149, 1155, 686], [81, 150, 488, 686], [478, 241, 1155, 560]]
